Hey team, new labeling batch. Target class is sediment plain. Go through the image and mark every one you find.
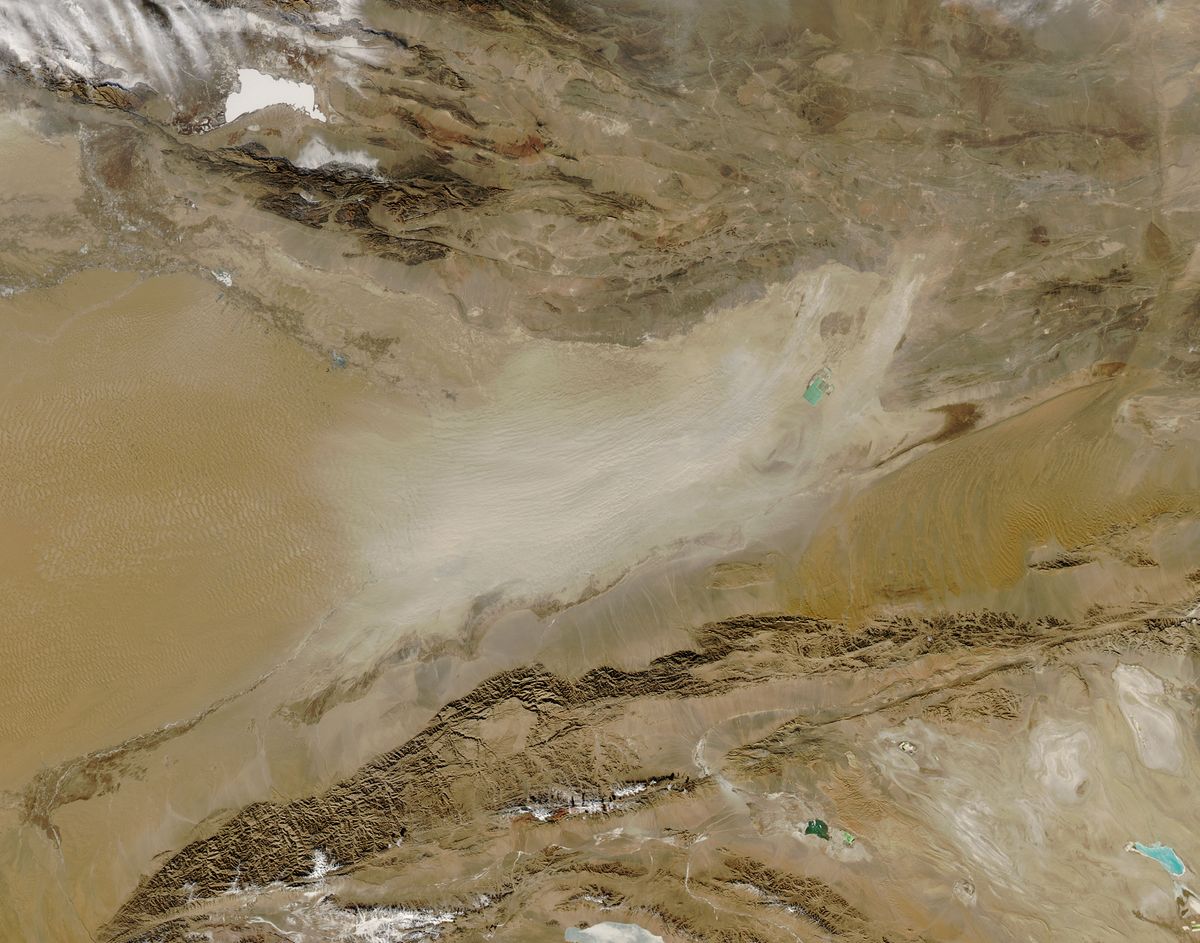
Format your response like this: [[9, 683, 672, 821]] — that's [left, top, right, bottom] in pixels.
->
[[2, 0, 1199, 940]]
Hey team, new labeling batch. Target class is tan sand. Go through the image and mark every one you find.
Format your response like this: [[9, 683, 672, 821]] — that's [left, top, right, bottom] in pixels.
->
[[0, 270, 355, 787]]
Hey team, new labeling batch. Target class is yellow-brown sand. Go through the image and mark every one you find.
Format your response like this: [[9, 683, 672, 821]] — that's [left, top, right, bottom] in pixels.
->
[[794, 380, 1200, 619], [0, 270, 353, 787]]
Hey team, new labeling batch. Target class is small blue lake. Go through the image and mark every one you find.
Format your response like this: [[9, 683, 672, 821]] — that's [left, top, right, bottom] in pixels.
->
[[1128, 841, 1185, 876]]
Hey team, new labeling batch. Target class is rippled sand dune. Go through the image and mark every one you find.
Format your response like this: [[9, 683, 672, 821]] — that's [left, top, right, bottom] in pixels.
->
[[2, 0, 1200, 941], [0, 270, 360, 786], [797, 379, 1200, 618]]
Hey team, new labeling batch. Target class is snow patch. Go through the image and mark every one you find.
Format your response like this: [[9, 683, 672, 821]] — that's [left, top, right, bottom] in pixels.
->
[[295, 137, 378, 171], [352, 906, 457, 942], [566, 922, 664, 943], [309, 849, 338, 880], [503, 782, 660, 822], [225, 68, 326, 125]]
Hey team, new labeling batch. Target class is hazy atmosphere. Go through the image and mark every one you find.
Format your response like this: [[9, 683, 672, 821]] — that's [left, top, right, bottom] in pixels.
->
[[2, 1, 1199, 941]]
